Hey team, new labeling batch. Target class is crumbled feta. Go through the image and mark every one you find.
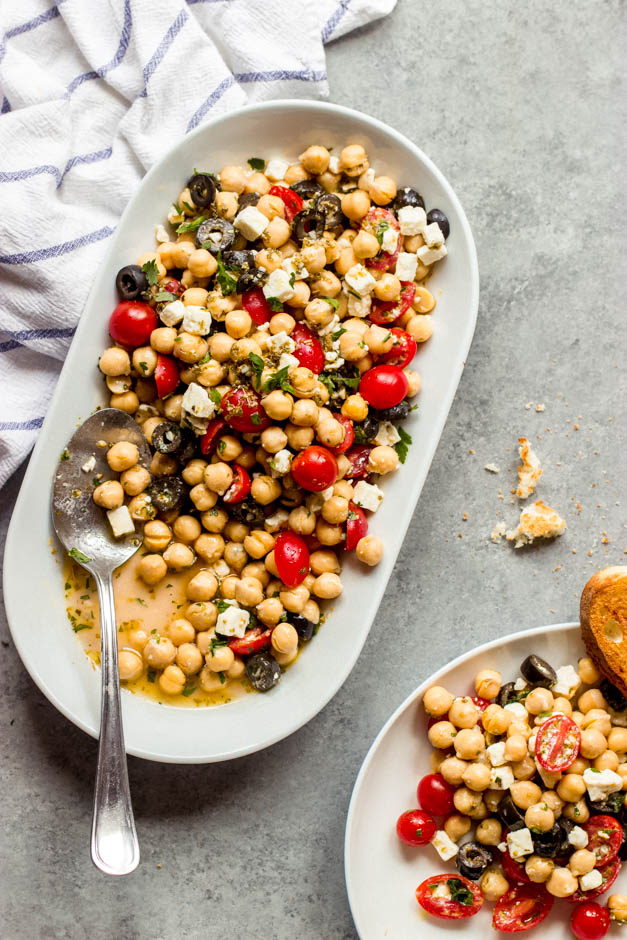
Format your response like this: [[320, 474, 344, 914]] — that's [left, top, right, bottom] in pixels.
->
[[507, 828, 534, 861], [552, 664, 581, 699], [265, 157, 289, 182], [352, 481, 384, 513], [514, 678, 527, 691], [423, 222, 445, 248], [568, 826, 589, 849], [234, 205, 269, 241], [497, 842, 507, 853], [182, 305, 212, 336], [431, 830, 459, 861], [216, 605, 250, 638], [431, 883, 451, 900], [535, 758, 561, 789], [154, 222, 170, 243], [81, 456, 96, 473], [504, 702, 528, 720], [398, 205, 427, 235], [281, 256, 308, 281], [106, 505, 135, 539], [167, 205, 184, 225], [395, 251, 418, 282], [486, 742, 507, 767], [318, 314, 340, 336], [381, 227, 398, 254], [325, 351, 339, 363], [264, 508, 290, 531], [181, 382, 214, 419], [328, 155, 340, 175], [321, 486, 334, 500], [583, 768, 623, 802], [211, 559, 231, 579], [159, 298, 186, 327], [263, 269, 295, 303], [344, 264, 377, 297], [579, 869, 603, 892], [270, 449, 293, 476], [346, 291, 372, 318], [324, 356, 345, 371], [373, 421, 401, 446], [490, 766, 515, 790], [269, 330, 296, 354], [417, 243, 448, 265], [279, 352, 299, 371]]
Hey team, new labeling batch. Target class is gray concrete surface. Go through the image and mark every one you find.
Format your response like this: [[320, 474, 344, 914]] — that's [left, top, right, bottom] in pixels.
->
[[1, 1, 626, 937]]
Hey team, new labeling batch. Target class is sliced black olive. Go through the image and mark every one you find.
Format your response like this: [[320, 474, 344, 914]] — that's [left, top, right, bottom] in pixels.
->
[[497, 682, 520, 707], [532, 823, 562, 858], [371, 400, 411, 424], [589, 790, 625, 817], [115, 264, 148, 301], [314, 193, 345, 234], [290, 179, 326, 200], [356, 415, 379, 442], [245, 653, 281, 692], [195, 217, 235, 254], [147, 477, 186, 513], [151, 421, 185, 455], [601, 678, 627, 712], [292, 209, 325, 244], [618, 825, 627, 860], [393, 187, 425, 213], [187, 173, 217, 209], [236, 268, 265, 294], [290, 614, 317, 641], [520, 655, 556, 689], [427, 208, 450, 240], [228, 497, 268, 528], [497, 793, 525, 829], [221, 250, 256, 271], [238, 192, 260, 210], [456, 842, 493, 881], [178, 435, 196, 464]]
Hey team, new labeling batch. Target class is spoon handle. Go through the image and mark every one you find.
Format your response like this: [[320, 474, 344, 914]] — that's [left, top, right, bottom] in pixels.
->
[[90, 571, 140, 875]]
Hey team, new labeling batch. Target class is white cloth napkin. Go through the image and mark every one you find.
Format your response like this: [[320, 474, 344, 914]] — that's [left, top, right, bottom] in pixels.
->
[[0, 0, 396, 488]]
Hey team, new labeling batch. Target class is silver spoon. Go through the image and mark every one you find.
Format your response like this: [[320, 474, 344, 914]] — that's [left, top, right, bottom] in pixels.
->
[[52, 408, 151, 876]]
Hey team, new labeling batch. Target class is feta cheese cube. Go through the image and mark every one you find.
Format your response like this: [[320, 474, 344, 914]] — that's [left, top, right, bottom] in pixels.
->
[[346, 291, 372, 318], [423, 222, 445, 247], [154, 222, 170, 243], [344, 264, 377, 297], [552, 664, 581, 698], [490, 766, 515, 790], [568, 826, 589, 849], [281, 256, 308, 281], [398, 205, 427, 235], [504, 702, 528, 721], [417, 243, 448, 265], [318, 314, 340, 336], [270, 449, 292, 476], [325, 351, 339, 363], [352, 481, 384, 513], [431, 830, 459, 861], [328, 155, 340, 175], [81, 456, 96, 473], [579, 869, 603, 892], [106, 505, 135, 539], [381, 227, 399, 254], [507, 828, 534, 861], [395, 251, 418, 282], [216, 605, 250, 638], [263, 269, 295, 303], [321, 486, 335, 500], [167, 205, 184, 225], [279, 352, 299, 371], [487, 742, 507, 767], [263, 508, 290, 531], [265, 157, 289, 182], [324, 356, 345, 371], [583, 768, 623, 802], [514, 678, 527, 691], [182, 305, 212, 336], [269, 330, 296, 354], [159, 298, 186, 327], [181, 382, 214, 419], [373, 421, 401, 446], [234, 205, 269, 241]]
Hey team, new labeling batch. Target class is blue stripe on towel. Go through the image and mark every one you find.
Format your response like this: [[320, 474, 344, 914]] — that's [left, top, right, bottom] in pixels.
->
[[186, 75, 235, 132], [1, 96, 11, 114], [65, 0, 132, 96], [0, 226, 114, 265], [140, 8, 189, 96], [321, 0, 352, 43], [0, 326, 76, 353], [0, 5, 61, 66], [0, 417, 45, 431], [0, 147, 113, 187]]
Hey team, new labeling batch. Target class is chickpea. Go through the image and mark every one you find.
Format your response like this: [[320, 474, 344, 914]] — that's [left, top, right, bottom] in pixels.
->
[[412, 285, 436, 314], [284, 163, 310, 184], [127, 628, 149, 652], [93, 479, 124, 509], [232, 576, 263, 608], [340, 394, 368, 423], [279, 585, 310, 614], [201, 462, 232, 496], [542, 791, 564, 817], [608, 894, 627, 923], [306, 551, 338, 578], [253, 597, 282, 629], [173, 332, 208, 364], [197, 665, 225, 692], [525, 803, 555, 832], [256, 194, 285, 220], [557, 774, 586, 803], [164, 618, 194, 647], [271, 622, 299, 656], [577, 657, 601, 684], [157, 663, 185, 696], [453, 787, 483, 816], [405, 369, 422, 397], [474, 669, 502, 700], [141, 522, 170, 555], [219, 165, 246, 193], [150, 452, 177, 478], [369, 176, 397, 206], [582, 710, 612, 736], [454, 728, 485, 760], [553, 696, 573, 716], [259, 427, 287, 456], [222, 308, 251, 340], [480, 869, 510, 902], [205, 644, 235, 673], [546, 867, 578, 898], [149, 328, 175, 355], [183, 571, 216, 604], [352, 230, 380, 259], [143, 636, 176, 669], [475, 818, 502, 847], [368, 445, 399, 474], [251, 475, 281, 505], [339, 144, 369, 177], [483, 704, 512, 735], [339, 331, 370, 362], [99, 346, 130, 376], [310, 269, 342, 298], [572, 711, 585, 728], [426, 720, 456, 751], [462, 762, 492, 792], [567, 848, 596, 877], [304, 297, 336, 330], [186, 600, 218, 632], [316, 418, 345, 448], [525, 687, 554, 715], [423, 686, 455, 717], [220, 576, 238, 600], [570, 757, 590, 774], [136, 554, 167, 586], [223, 542, 247, 572], [443, 814, 471, 842], [173, 643, 201, 676], [340, 190, 371, 222], [315, 519, 344, 547], [260, 389, 293, 421], [578, 688, 607, 713], [525, 855, 554, 884], [511, 755, 537, 780], [406, 315, 434, 344], [118, 648, 143, 681], [607, 727, 627, 753], [480, 790, 501, 814], [504, 734, 528, 763], [119, 465, 150, 497], [127, 493, 155, 522], [300, 242, 327, 274], [187, 484, 215, 513], [439, 756, 468, 786], [263, 217, 291, 249], [131, 346, 158, 378], [449, 696, 481, 729], [299, 145, 330, 175], [285, 280, 310, 308], [169, 515, 199, 546], [510, 780, 542, 810], [373, 273, 401, 302], [289, 400, 318, 430], [162, 542, 195, 571], [563, 799, 589, 823], [208, 333, 234, 363], [580, 728, 608, 759]]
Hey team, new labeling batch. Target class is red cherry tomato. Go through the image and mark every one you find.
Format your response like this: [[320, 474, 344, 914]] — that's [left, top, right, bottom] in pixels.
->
[[291, 323, 325, 374], [344, 445, 373, 480], [345, 502, 367, 551], [567, 859, 621, 903], [153, 354, 180, 398], [535, 714, 581, 772], [221, 386, 271, 432], [268, 185, 303, 223], [242, 287, 274, 325], [500, 846, 531, 884], [162, 278, 183, 295], [369, 282, 416, 325], [415, 874, 482, 920], [228, 627, 272, 656], [273, 531, 310, 588], [363, 208, 401, 272], [329, 414, 354, 454], [223, 464, 251, 504], [471, 696, 491, 712], [571, 902, 611, 939], [396, 809, 436, 847], [378, 328, 417, 368], [291, 446, 338, 492], [360, 365, 409, 410], [417, 773, 455, 816], [109, 300, 157, 347], [583, 816, 623, 866], [492, 884, 553, 932], [199, 417, 227, 455]]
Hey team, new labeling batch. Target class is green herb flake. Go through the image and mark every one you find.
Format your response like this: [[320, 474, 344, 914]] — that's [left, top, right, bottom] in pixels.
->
[[446, 878, 474, 907], [64, 582, 71, 591], [248, 352, 265, 385], [266, 297, 283, 312], [289, 272, 296, 288], [80, 594, 90, 601], [60, 448, 70, 462], [208, 388, 222, 405], [68, 548, 91, 564], [262, 366, 295, 395], [155, 290, 177, 303], [72, 623, 91, 633], [218, 440, 226, 455], [141, 259, 159, 286], [181, 685, 196, 697], [375, 220, 390, 246], [323, 297, 339, 311], [146, 668, 156, 683], [250, 413, 262, 426], [138, 361, 148, 373], [394, 427, 412, 464], [176, 215, 206, 235], [248, 157, 266, 172], [215, 600, 233, 614], [218, 672, 226, 684], [331, 327, 347, 342], [215, 251, 238, 296], [134, 597, 146, 606]]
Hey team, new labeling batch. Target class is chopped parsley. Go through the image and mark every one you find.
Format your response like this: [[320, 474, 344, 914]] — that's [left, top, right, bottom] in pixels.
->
[[250, 413, 262, 425], [146, 668, 156, 683], [208, 388, 222, 405], [394, 427, 412, 464], [181, 684, 196, 697], [176, 215, 206, 234], [248, 352, 265, 385], [138, 361, 148, 373], [141, 259, 159, 286], [80, 594, 90, 601], [218, 672, 226, 685], [209, 636, 229, 653], [171, 202, 184, 216], [375, 220, 390, 246], [155, 290, 177, 303], [72, 623, 90, 633], [68, 548, 91, 564], [215, 600, 233, 614], [217, 440, 226, 456], [322, 297, 339, 311], [134, 597, 146, 606], [446, 878, 474, 906], [319, 372, 360, 395], [247, 157, 266, 172], [216, 251, 238, 296], [331, 327, 347, 341], [60, 448, 70, 461], [289, 272, 296, 288], [352, 426, 368, 444], [266, 297, 283, 312], [262, 366, 295, 395]]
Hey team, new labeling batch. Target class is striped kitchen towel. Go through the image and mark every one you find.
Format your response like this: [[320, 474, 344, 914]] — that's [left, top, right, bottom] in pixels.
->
[[0, 0, 396, 489]]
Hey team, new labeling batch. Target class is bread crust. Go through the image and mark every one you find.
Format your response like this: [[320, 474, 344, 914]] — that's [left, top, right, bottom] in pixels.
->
[[580, 567, 627, 696]]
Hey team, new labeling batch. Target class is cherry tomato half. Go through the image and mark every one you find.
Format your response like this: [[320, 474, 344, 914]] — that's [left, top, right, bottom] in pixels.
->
[[345, 502, 367, 551], [415, 874, 482, 920], [363, 208, 401, 272], [378, 328, 417, 369], [343, 445, 373, 480], [291, 446, 338, 492], [223, 464, 251, 504], [500, 846, 531, 885], [162, 278, 183, 295], [492, 884, 553, 933], [109, 300, 157, 347], [417, 773, 455, 816], [221, 386, 271, 433], [154, 354, 180, 398], [242, 287, 273, 325], [571, 902, 611, 939], [291, 322, 325, 374], [471, 696, 491, 712], [360, 365, 409, 410], [396, 809, 436, 847], [583, 816, 623, 867], [535, 713, 581, 772], [329, 414, 354, 454], [566, 859, 621, 903], [228, 627, 272, 656], [268, 185, 303, 223], [200, 417, 227, 455], [273, 531, 310, 588], [369, 282, 416, 325]]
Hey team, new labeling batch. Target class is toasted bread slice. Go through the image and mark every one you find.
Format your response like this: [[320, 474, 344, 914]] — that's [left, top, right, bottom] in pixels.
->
[[581, 567, 627, 696]]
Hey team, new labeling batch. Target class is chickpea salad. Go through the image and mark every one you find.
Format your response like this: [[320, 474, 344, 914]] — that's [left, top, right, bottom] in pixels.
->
[[397, 655, 627, 935], [69, 142, 450, 704]]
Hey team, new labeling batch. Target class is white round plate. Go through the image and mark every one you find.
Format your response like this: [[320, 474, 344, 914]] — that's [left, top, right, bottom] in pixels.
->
[[4, 100, 478, 763], [345, 622, 626, 938]]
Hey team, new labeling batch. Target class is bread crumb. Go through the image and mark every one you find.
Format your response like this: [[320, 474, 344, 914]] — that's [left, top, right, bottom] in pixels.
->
[[463, 512, 468, 521], [524, 402, 533, 410], [505, 501, 566, 548], [491, 521, 507, 543], [485, 463, 500, 474], [468, 448, 475, 455], [535, 404, 545, 412], [516, 437, 543, 499]]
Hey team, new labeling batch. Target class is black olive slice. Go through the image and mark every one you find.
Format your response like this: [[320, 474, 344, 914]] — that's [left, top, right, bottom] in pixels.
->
[[147, 477, 186, 513], [195, 217, 235, 254], [497, 793, 525, 829], [357, 415, 380, 442], [221, 250, 256, 271], [188, 173, 217, 209], [227, 497, 267, 528], [531, 823, 562, 858], [151, 421, 184, 455], [601, 679, 627, 712], [292, 209, 325, 244], [245, 653, 281, 692], [115, 264, 148, 301], [371, 400, 411, 424], [456, 842, 493, 881], [520, 655, 556, 689], [238, 192, 260, 210], [393, 186, 425, 213], [497, 682, 520, 707], [427, 208, 450, 240], [589, 790, 625, 817], [290, 179, 326, 200], [314, 192, 345, 234], [290, 614, 316, 641], [236, 268, 265, 294]]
